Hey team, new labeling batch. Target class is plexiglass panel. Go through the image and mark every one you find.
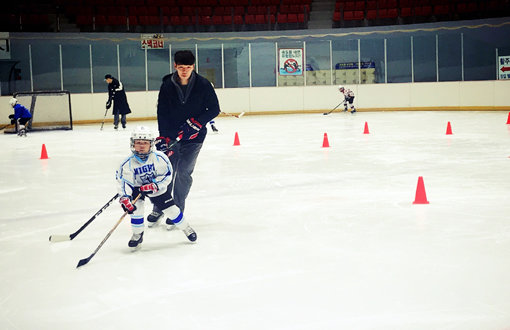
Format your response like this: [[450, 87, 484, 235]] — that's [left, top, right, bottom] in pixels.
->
[[387, 36, 412, 83]]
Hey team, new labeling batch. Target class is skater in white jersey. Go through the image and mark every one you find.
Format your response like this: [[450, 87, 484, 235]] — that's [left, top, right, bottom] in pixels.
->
[[338, 86, 356, 113], [116, 126, 197, 250]]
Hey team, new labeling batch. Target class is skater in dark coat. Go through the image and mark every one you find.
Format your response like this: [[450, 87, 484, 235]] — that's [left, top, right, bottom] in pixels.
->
[[105, 74, 132, 129]]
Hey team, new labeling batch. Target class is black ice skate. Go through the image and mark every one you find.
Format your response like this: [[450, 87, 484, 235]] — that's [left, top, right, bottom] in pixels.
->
[[351, 109, 356, 114], [147, 209, 164, 227], [182, 225, 197, 242], [165, 218, 177, 231], [211, 124, 219, 133], [128, 232, 144, 250]]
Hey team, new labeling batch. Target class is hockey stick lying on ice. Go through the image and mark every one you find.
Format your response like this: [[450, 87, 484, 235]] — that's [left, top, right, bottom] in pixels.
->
[[323, 102, 344, 115], [49, 193, 120, 242], [221, 111, 245, 118], [77, 193, 143, 268]]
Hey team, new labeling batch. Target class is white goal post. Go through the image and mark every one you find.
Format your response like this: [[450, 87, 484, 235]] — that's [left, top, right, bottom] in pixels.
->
[[13, 90, 73, 132]]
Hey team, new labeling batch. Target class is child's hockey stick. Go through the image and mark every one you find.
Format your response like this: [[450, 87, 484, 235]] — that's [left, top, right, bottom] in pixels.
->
[[323, 102, 344, 115], [77, 193, 142, 268], [49, 193, 120, 242]]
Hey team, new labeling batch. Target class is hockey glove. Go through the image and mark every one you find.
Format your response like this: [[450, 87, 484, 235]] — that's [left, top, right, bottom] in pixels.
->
[[140, 183, 158, 194], [177, 118, 202, 140], [155, 136, 171, 153], [106, 100, 112, 109], [120, 196, 137, 214]]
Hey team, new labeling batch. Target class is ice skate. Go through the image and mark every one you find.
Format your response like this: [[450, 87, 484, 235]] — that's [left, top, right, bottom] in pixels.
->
[[147, 209, 163, 228], [211, 124, 219, 133], [17, 125, 27, 137], [351, 109, 356, 114], [165, 217, 177, 231], [128, 232, 144, 250], [182, 225, 197, 242], [114, 125, 118, 130]]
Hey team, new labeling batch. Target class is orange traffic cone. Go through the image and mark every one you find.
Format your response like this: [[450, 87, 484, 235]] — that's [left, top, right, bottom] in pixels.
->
[[506, 112, 510, 124], [40, 144, 49, 159], [233, 132, 240, 146], [413, 176, 429, 204], [322, 133, 330, 148], [446, 121, 453, 135], [363, 122, 370, 134]]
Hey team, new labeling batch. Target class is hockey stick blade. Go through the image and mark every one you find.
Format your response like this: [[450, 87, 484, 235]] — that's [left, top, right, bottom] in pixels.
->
[[49, 234, 71, 242], [237, 111, 245, 118], [49, 193, 119, 243], [77, 253, 96, 268], [75, 193, 142, 268]]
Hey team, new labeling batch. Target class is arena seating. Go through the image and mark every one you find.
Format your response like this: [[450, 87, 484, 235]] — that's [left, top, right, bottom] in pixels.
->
[[1, 0, 509, 33], [332, 0, 510, 28]]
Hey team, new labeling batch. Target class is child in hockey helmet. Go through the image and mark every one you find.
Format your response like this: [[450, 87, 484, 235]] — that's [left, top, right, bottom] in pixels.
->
[[8, 97, 32, 136], [130, 126, 155, 161]]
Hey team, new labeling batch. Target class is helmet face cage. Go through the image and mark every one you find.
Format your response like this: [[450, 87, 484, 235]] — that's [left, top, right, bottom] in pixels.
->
[[338, 85, 344, 92], [9, 98, 17, 106], [130, 126, 155, 160]]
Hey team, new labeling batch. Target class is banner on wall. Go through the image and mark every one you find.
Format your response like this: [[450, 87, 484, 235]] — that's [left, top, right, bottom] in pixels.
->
[[141, 34, 164, 49], [498, 55, 510, 80], [279, 48, 303, 76]]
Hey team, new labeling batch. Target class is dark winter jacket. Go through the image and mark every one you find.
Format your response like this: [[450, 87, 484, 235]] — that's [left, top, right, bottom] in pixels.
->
[[157, 71, 220, 143], [107, 77, 131, 115]]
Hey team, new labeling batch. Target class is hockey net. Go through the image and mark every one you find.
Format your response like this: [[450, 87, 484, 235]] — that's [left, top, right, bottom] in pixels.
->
[[10, 90, 73, 132]]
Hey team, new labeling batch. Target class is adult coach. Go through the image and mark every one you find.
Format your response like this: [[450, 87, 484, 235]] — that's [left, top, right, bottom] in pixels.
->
[[105, 74, 131, 129], [149, 50, 220, 226]]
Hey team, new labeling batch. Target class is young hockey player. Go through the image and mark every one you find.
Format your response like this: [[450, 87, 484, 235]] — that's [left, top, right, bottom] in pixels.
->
[[8, 97, 32, 136], [338, 86, 356, 113], [116, 126, 197, 250]]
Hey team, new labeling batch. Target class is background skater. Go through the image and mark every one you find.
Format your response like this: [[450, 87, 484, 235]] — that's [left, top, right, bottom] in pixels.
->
[[105, 74, 132, 129]]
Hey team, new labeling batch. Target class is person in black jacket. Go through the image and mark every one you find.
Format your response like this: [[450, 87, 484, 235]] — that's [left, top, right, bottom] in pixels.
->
[[148, 50, 220, 228], [105, 74, 132, 129]]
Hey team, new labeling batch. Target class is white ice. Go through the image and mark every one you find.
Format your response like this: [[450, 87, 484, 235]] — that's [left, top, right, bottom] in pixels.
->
[[1, 111, 510, 330]]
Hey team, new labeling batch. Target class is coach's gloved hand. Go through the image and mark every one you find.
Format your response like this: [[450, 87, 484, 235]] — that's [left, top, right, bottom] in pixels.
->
[[155, 136, 170, 152], [140, 183, 158, 194], [120, 196, 136, 214], [155, 136, 178, 157], [106, 100, 112, 109], [177, 118, 202, 140]]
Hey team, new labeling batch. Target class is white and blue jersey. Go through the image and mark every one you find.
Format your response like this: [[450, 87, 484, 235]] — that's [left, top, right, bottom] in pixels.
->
[[116, 150, 173, 198]]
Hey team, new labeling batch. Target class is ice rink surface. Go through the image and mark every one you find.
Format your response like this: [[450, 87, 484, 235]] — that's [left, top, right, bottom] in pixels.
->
[[1, 111, 510, 330]]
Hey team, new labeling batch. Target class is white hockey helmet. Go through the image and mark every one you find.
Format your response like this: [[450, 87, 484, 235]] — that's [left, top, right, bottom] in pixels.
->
[[338, 85, 345, 92], [9, 97, 17, 106], [130, 126, 155, 160]]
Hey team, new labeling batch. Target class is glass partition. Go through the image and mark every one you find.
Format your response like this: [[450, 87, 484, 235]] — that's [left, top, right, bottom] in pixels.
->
[[413, 35, 436, 82], [306, 40, 331, 86], [62, 44, 92, 93], [251, 42, 276, 87], [31, 41, 60, 91], [332, 39, 359, 85], [91, 42, 117, 94], [6, 18, 510, 95], [438, 34, 462, 81], [197, 44, 223, 88], [223, 43, 250, 88], [387, 36, 412, 83]]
